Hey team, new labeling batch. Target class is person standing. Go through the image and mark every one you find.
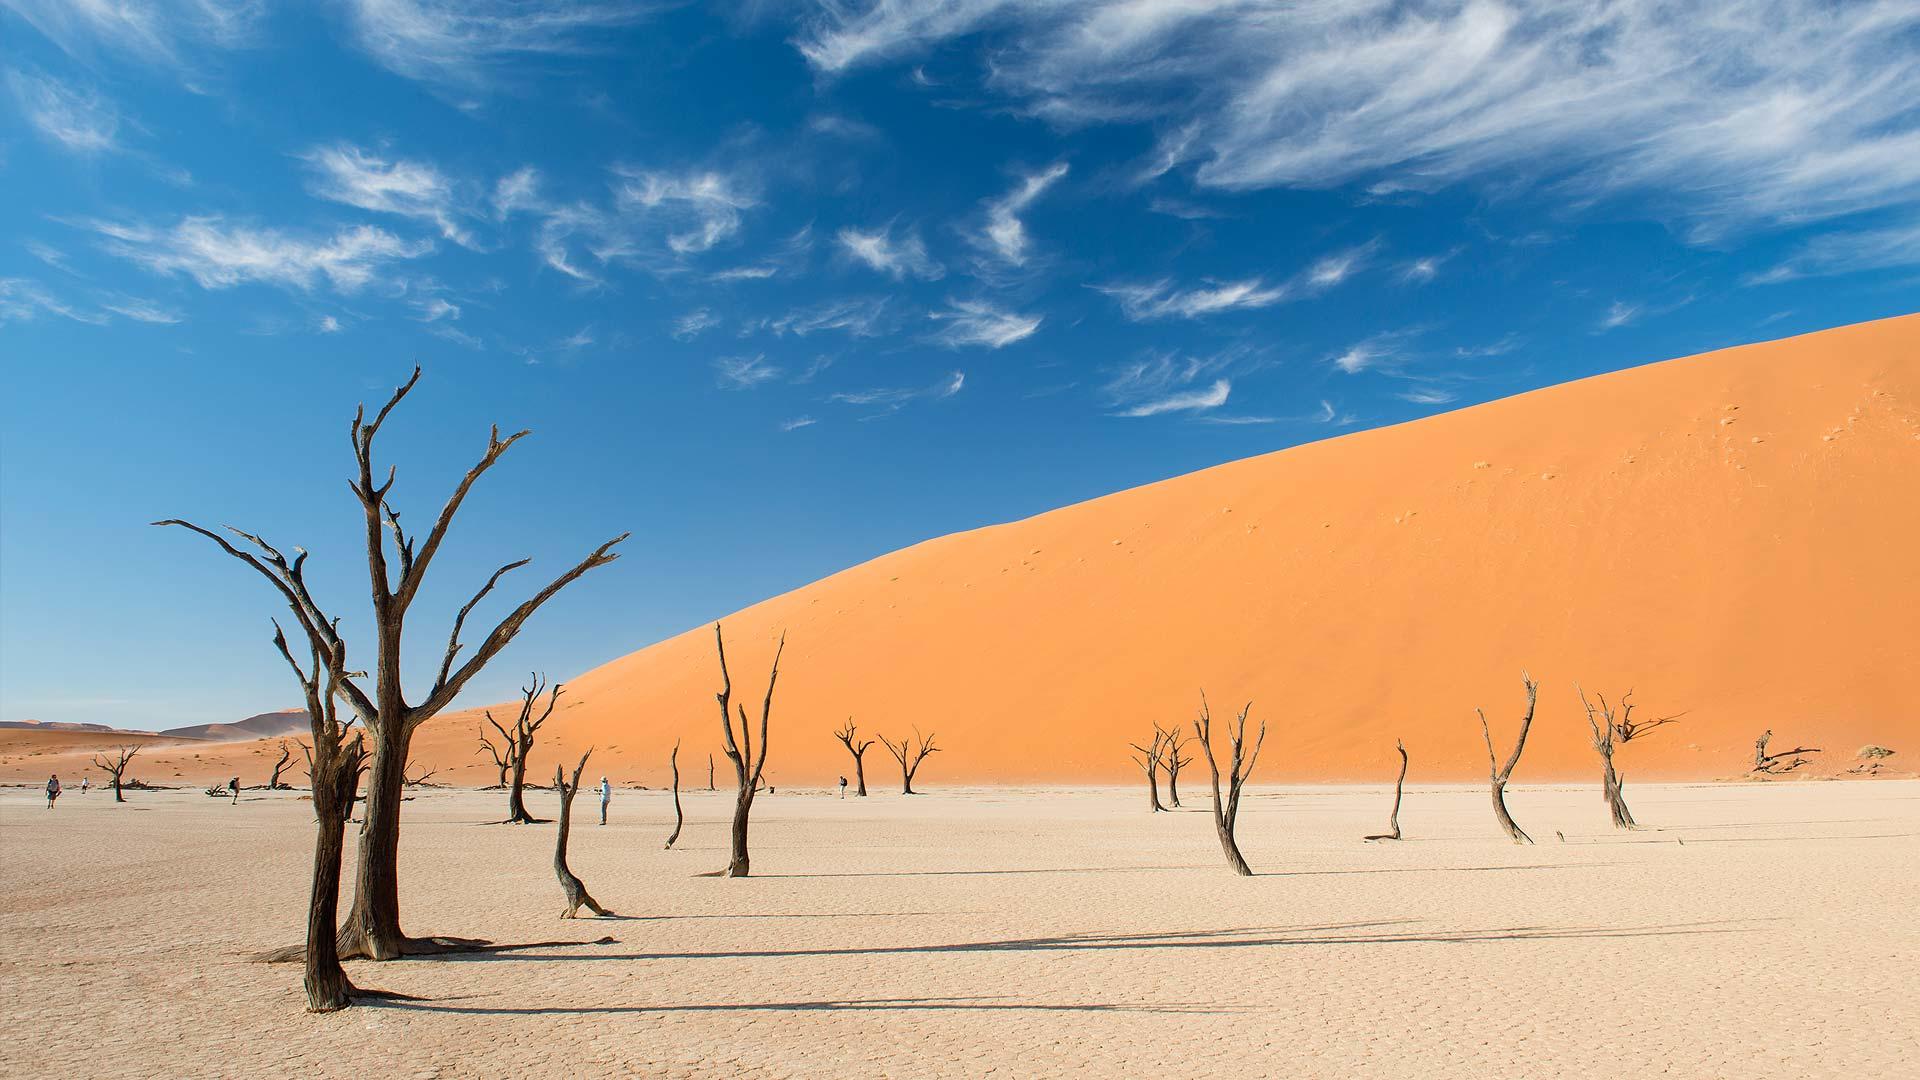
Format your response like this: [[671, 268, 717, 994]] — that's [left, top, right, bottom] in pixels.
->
[[79, 777, 89, 795], [46, 774, 61, 810], [838, 775, 848, 799], [598, 776, 611, 825], [228, 776, 240, 804]]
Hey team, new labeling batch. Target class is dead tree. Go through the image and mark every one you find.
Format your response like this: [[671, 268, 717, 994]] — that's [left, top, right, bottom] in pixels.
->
[[156, 366, 627, 961], [1364, 740, 1409, 841], [553, 749, 613, 918], [493, 674, 562, 823], [1129, 728, 1168, 812], [707, 753, 715, 791], [402, 764, 439, 786], [268, 740, 296, 790], [833, 718, 875, 797], [664, 740, 684, 849], [1193, 694, 1265, 876], [92, 745, 141, 803], [1477, 674, 1539, 844], [1578, 687, 1682, 829], [712, 623, 783, 878], [266, 620, 385, 1011], [478, 721, 512, 787], [880, 728, 940, 794], [1753, 730, 1822, 775], [1160, 724, 1190, 807]]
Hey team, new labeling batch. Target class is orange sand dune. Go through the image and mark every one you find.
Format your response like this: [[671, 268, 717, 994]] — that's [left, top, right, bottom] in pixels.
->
[[8, 316, 1914, 791], [416, 314, 1919, 787]]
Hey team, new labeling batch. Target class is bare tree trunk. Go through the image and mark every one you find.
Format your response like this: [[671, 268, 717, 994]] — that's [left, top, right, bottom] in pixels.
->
[[507, 747, 534, 822], [708, 754, 715, 791], [338, 729, 410, 959], [269, 741, 295, 790], [1194, 695, 1264, 876], [664, 741, 684, 850], [93, 746, 139, 803], [1478, 676, 1538, 845], [554, 752, 612, 918], [711, 624, 783, 878], [1129, 730, 1166, 812], [834, 719, 874, 797], [303, 735, 363, 1011], [1365, 740, 1408, 841], [880, 730, 940, 795]]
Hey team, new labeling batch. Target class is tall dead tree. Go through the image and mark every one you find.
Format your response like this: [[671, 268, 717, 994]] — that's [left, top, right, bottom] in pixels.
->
[[267, 620, 382, 1011], [1364, 740, 1409, 841], [880, 728, 940, 795], [664, 740, 684, 849], [553, 749, 613, 918], [1578, 687, 1682, 829], [492, 674, 561, 824], [268, 740, 297, 790], [478, 721, 512, 787], [1477, 674, 1539, 844], [92, 745, 140, 803], [1160, 724, 1190, 808], [157, 366, 627, 961], [1193, 694, 1265, 876], [712, 623, 783, 878], [833, 718, 875, 797], [1129, 728, 1168, 812], [1753, 730, 1822, 774]]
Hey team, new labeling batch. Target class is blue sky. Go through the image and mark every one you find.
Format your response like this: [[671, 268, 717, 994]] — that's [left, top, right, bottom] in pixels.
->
[[3, 0, 1916, 728]]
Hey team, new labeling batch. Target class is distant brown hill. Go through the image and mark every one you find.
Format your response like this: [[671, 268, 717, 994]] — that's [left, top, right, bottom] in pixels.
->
[[158, 709, 308, 743]]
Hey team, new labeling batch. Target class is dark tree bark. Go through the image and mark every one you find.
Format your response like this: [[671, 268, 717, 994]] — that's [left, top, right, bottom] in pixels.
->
[[496, 674, 561, 823], [1194, 694, 1265, 876], [710, 623, 783, 878], [268, 740, 296, 790], [1579, 687, 1683, 829], [1752, 729, 1821, 775], [664, 740, 684, 850], [1129, 729, 1167, 812], [1160, 725, 1189, 808], [879, 729, 940, 795], [92, 745, 140, 803], [479, 718, 512, 787], [833, 718, 874, 797], [553, 750, 613, 918], [707, 754, 715, 791], [156, 366, 627, 962], [1364, 740, 1409, 841], [1478, 675, 1539, 845]]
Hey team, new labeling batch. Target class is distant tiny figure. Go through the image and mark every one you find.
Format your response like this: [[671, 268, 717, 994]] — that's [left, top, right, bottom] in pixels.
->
[[46, 774, 61, 810], [598, 776, 611, 825], [79, 777, 89, 795], [838, 775, 848, 799], [228, 776, 240, 804]]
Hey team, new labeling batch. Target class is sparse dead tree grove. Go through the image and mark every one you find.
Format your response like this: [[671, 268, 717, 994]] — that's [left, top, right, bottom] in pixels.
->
[[1478, 674, 1539, 844], [157, 366, 627, 962], [1129, 728, 1168, 812], [1753, 730, 1822, 775], [1160, 725, 1190, 808], [711, 623, 784, 878], [491, 674, 562, 823], [268, 740, 297, 790], [92, 745, 140, 803], [664, 740, 684, 850], [1364, 740, 1409, 842], [881, 728, 940, 795], [833, 718, 875, 797], [553, 749, 613, 918], [1193, 694, 1265, 876], [1578, 687, 1682, 829]]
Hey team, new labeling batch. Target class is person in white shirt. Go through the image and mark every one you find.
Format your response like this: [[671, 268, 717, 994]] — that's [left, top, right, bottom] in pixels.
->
[[598, 777, 611, 825]]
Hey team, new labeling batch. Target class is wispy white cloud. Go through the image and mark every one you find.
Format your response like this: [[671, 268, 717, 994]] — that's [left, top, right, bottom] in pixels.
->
[[927, 298, 1041, 348], [1597, 300, 1639, 331], [1, 0, 262, 66], [973, 162, 1068, 266], [86, 215, 432, 292], [1121, 379, 1230, 417], [792, 1, 1920, 233], [779, 415, 819, 431], [413, 296, 460, 322], [612, 168, 758, 256], [714, 353, 781, 389], [1331, 341, 1385, 374], [770, 297, 890, 338], [0, 278, 105, 326], [1748, 218, 1920, 283], [303, 143, 473, 246], [836, 224, 943, 280], [673, 307, 721, 340], [1101, 348, 1244, 417], [1398, 387, 1455, 405], [100, 296, 183, 323], [1097, 278, 1288, 321], [341, 0, 648, 91], [504, 165, 761, 282], [826, 370, 965, 415], [7, 70, 120, 154]]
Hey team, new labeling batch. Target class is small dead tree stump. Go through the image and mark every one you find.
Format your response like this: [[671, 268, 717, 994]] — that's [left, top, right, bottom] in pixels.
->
[[1364, 739, 1409, 841], [1753, 729, 1822, 775], [1478, 675, 1538, 844], [553, 750, 612, 918]]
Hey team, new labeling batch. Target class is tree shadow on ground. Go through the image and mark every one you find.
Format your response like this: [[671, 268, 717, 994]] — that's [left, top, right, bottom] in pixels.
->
[[368, 994, 1231, 1018]]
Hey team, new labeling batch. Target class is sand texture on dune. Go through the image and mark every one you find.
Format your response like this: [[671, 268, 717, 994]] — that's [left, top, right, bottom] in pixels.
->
[[416, 315, 1919, 785], [2, 782, 1916, 1077]]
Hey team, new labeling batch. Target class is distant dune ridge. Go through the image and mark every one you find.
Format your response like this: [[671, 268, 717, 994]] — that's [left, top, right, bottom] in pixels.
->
[[4, 315, 1915, 787]]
